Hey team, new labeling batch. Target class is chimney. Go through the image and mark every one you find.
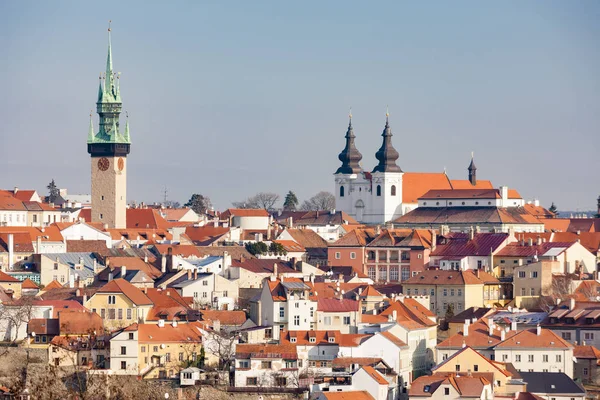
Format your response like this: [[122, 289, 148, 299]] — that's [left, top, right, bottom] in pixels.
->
[[213, 319, 221, 333], [310, 274, 315, 285], [76, 288, 81, 297], [511, 320, 517, 331], [144, 255, 148, 263], [500, 329, 506, 341], [388, 313, 393, 322], [469, 226, 475, 241], [194, 269, 198, 280], [36, 235, 42, 253], [83, 293, 88, 304], [187, 269, 192, 280], [536, 325, 541, 336], [274, 263, 278, 277], [69, 275, 75, 288], [339, 273, 344, 283], [431, 230, 437, 251], [172, 319, 178, 328], [463, 323, 469, 336], [7, 234, 14, 269], [536, 236, 542, 246], [121, 265, 126, 279], [108, 271, 113, 281], [93, 258, 99, 273], [13, 187, 18, 194], [158, 319, 165, 328], [500, 186, 509, 206], [287, 216, 293, 228], [488, 321, 494, 336], [161, 255, 167, 273], [392, 310, 397, 321], [569, 298, 575, 311], [528, 238, 533, 247]]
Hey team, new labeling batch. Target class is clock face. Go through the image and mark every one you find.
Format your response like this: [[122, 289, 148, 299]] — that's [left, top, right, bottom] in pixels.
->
[[117, 157, 124, 171], [98, 157, 110, 171]]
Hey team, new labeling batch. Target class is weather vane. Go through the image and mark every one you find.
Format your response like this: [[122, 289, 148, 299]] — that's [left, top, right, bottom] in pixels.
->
[[108, 20, 112, 32]]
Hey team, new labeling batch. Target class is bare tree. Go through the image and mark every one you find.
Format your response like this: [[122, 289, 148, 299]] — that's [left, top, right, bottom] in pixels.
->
[[300, 191, 335, 211], [538, 274, 576, 312], [0, 296, 36, 357], [233, 192, 280, 211]]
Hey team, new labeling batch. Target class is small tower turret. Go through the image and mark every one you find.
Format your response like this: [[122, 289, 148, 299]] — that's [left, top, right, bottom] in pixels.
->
[[372, 110, 402, 173], [335, 112, 363, 174], [468, 152, 477, 186]]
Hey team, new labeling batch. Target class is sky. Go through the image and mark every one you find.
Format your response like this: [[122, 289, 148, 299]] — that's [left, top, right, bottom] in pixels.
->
[[1, 1, 599, 212]]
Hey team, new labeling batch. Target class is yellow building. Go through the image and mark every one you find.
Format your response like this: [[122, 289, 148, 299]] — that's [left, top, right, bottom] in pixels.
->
[[402, 270, 500, 318], [85, 278, 153, 330], [0, 270, 22, 298], [513, 260, 559, 309]]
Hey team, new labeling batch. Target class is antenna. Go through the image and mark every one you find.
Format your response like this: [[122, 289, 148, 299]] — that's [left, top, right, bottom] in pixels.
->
[[163, 186, 168, 205]]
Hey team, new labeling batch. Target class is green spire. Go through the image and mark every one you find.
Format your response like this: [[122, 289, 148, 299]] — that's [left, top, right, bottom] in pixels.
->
[[88, 112, 94, 141], [105, 21, 114, 99], [97, 74, 103, 102], [123, 113, 130, 143]]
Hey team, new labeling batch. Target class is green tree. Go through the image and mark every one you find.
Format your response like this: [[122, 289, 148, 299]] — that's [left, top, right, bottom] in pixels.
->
[[269, 242, 288, 256], [442, 303, 455, 331], [245, 242, 269, 256], [283, 191, 299, 211], [46, 179, 59, 203], [548, 202, 558, 215], [184, 194, 212, 215], [199, 346, 206, 368]]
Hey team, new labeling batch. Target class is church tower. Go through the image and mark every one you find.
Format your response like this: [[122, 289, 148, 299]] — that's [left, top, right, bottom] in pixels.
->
[[370, 111, 403, 223], [87, 23, 130, 229]]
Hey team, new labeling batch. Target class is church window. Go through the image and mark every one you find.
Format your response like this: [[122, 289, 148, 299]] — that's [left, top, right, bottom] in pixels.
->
[[340, 186, 345, 197], [391, 185, 396, 196], [376, 185, 381, 196], [101, 196, 105, 200]]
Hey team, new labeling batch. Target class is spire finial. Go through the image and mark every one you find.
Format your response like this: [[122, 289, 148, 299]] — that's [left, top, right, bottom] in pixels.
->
[[471, 151, 474, 160], [105, 21, 114, 98], [108, 20, 112, 32], [88, 111, 95, 142]]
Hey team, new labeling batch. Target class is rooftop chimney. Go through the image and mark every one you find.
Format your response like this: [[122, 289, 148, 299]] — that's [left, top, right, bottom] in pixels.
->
[[569, 298, 575, 311], [144, 255, 148, 263], [161, 255, 167, 273], [7, 234, 14, 270], [274, 263, 278, 277], [108, 271, 113, 281], [488, 321, 494, 336], [158, 319, 165, 328], [392, 310, 397, 321], [500, 329, 506, 341], [536, 324, 541, 336], [511, 320, 517, 331], [187, 269, 192, 280], [463, 322, 469, 336], [121, 265, 126, 279]]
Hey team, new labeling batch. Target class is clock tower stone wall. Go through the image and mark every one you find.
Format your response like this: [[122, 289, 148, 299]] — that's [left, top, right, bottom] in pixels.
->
[[91, 156, 127, 229]]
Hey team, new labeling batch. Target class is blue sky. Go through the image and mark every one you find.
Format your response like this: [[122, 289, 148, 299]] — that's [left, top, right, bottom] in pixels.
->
[[1, 1, 598, 211]]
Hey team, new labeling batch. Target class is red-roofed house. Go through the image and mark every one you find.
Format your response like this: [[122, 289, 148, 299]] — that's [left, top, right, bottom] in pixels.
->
[[221, 208, 270, 231], [352, 365, 394, 400], [234, 342, 298, 388], [317, 298, 360, 333]]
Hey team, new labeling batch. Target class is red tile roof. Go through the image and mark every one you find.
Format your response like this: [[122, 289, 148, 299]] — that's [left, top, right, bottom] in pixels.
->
[[281, 330, 342, 345], [362, 365, 389, 385], [494, 327, 573, 349], [273, 240, 305, 252], [321, 392, 375, 400], [236, 343, 297, 358], [402, 172, 453, 203], [66, 240, 109, 254], [0, 270, 20, 282], [496, 242, 573, 257], [96, 278, 153, 305], [152, 244, 202, 258], [42, 280, 64, 291], [332, 228, 378, 247], [11, 190, 38, 202], [317, 298, 359, 312], [232, 259, 297, 275], [200, 310, 247, 326], [185, 226, 230, 245], [136, 321, 203, 343], [57, 310, 104, 335], [403, 270, 499, 286], [221, 208, 269, 218], [21, 278, 39, 289], [574, 345, 600, 359], [450, 180, 493, 190], [331, 357, 382, 368], [431, 233, 510, 257], [380, 331, 408, 348], [126, 208, 170, 229], [379, 299, 436, 329], [285, 229, 328, 248]]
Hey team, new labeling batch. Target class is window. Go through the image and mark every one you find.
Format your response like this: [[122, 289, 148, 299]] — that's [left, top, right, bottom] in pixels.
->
[[118, 309, 123, 320], [165, 353, 171, 362], [127, 308, 132, 320], [261, 361, 272, 369], [542, 354, 548, 362], [450, 289, 455, 296], [457, 288, 462, 296], [530, 288, 535, 296], [455, 365, 460, 372], [246, 377, 257, 385], [521, 288, 526, 296], [350, 252, 356, 260], [290, 337, 297, 343], [431, 289, 435, 296], [378, 267, 387, 281], [294, 316, 300, 326], [202, 280, 208, 286], [120, 361, 126, 370], [556, 355, 562, 362], [477, 260, 482, 269], [265, 328, 272, 339], [275, 377, 287, 386], [444, 388, 450, 396], [54, 263, 59, 270], [528, 355, 534, 362], [120, 346, 126, 355], [100, 309, 106, 319], [584, 367, 589, 376], [443, 288, 448, 297], [585, 332, 594, 340], [343, 316, 351, 325], [141, 346, 146, 353], [100, 213, 103, 220], [339, 186, 345, 197], [502, 354, 508, 361], [324, 316, 331, 325], [153, 346, 159, 352], [515, 355, 521, 362], [457, 303, 463, 311], [108, 295, 116, 305], [518, 271, 526, 278], [128, 333, 134, 340], [108, 309, 116, 320], [295, 302, 300, 309], [368, 267, 376, 280], [401, 267, 410, 281], [562, 332, 572, 340], [335, 252, 341, 260], [279, 307, 285, 318], [390, 267, 399, 281], [474, 365, 478, 372], [391, 185, 396, 196], [406, 289, 411, 295], [310, 337, 316, 343], [531, 271, 538, 278], [376, 185, 381, 196], [238, 360, 249, 368], [310, 307, 314, 317]]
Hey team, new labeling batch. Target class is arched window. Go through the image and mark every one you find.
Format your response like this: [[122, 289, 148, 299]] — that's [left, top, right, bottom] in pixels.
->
[[391, 185, 397, 196], [376, 185, 382, 196], [339, 186, 345, 197]]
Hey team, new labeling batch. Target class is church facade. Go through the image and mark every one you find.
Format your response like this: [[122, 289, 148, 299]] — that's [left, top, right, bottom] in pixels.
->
[[87, 25, 131, 229], [334, 114, 490, 225]]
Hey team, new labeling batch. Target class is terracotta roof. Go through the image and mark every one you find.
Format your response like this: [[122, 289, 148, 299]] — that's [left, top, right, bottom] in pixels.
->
[[106, 228, 172, 241], [360, 313, 388, 324], [320, 392, 374, 400], [0, 232, 34, 253], [222, 208, 269, 217], [311, 282, 367, 300], [361, 365, 388, 385], [281, 330, 342, 345], [450, 180, 493, 190], [126, 208, 170, 229], [318, 298, 359, 312], [574, 345, 600, 359], [338, 333, 372, 347], [66, 240, 109, 254], [273, 240, 305, 252], [552, 232, 600, 253], [28, 318, 59, 335], [523, 203, 555, 218], [99, 256, 162, 280], [420, 189, 502, 200], [294, 211, 359, 227], [96, 278, 153, 305], [185, 226, 230, 245], [57, 310, 104, 335], [136, 321, 203, 343], [42, 280, 64, 290], [11, 190, 38, 202], [402, 172, 453, 204], [379, 299, 436, 329], [394, 206, 545, 226], [0, 270, 20, 282], [37, 287, 97, 303], [284, 229, 328, 248], [403, 270, 499, 286], [152, 244, 202, 258], [162, 208, 195, 221], [448, 306, 492, 324], [145, 288, 195, 321], [236, 343, 297, 358], [266, 278, 312, 301], [494, 327, 573, 349], [196, 246, 254, 261], [437, 320, 516, 349], [539, 218, 572, 232], [379, 331, 408, 348], [432, 233, 510, 257], [331, 357, 382, 368], [21, 278, 39, 289], [496, 242, 573, 257], [361, 285, 383, 298], [200, 310, 247, 326], [231, 259, 297, 275], [0, 195, 26, 211], [332, 228, 378, 247], [410, 373, 490, 397], [0, 226, 63, 242]]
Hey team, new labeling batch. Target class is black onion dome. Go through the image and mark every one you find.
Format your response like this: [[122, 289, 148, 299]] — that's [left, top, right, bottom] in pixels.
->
[[372, 115, 402, 173], [335, 117, 363, 174], [468, 156, 477, 171]]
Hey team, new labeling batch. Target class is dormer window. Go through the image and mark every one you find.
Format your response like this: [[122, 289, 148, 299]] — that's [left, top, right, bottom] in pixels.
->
[[309, 337, 316, 343], [290, 337, 297, 343], [328, 337, 335, 343]]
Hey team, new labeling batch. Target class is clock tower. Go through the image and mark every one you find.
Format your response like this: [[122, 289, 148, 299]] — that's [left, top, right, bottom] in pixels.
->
[[87, 23, 130, 229]]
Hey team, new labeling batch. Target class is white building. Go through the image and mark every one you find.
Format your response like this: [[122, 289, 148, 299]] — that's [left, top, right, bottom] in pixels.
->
[[58, 221, 112, 248]]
